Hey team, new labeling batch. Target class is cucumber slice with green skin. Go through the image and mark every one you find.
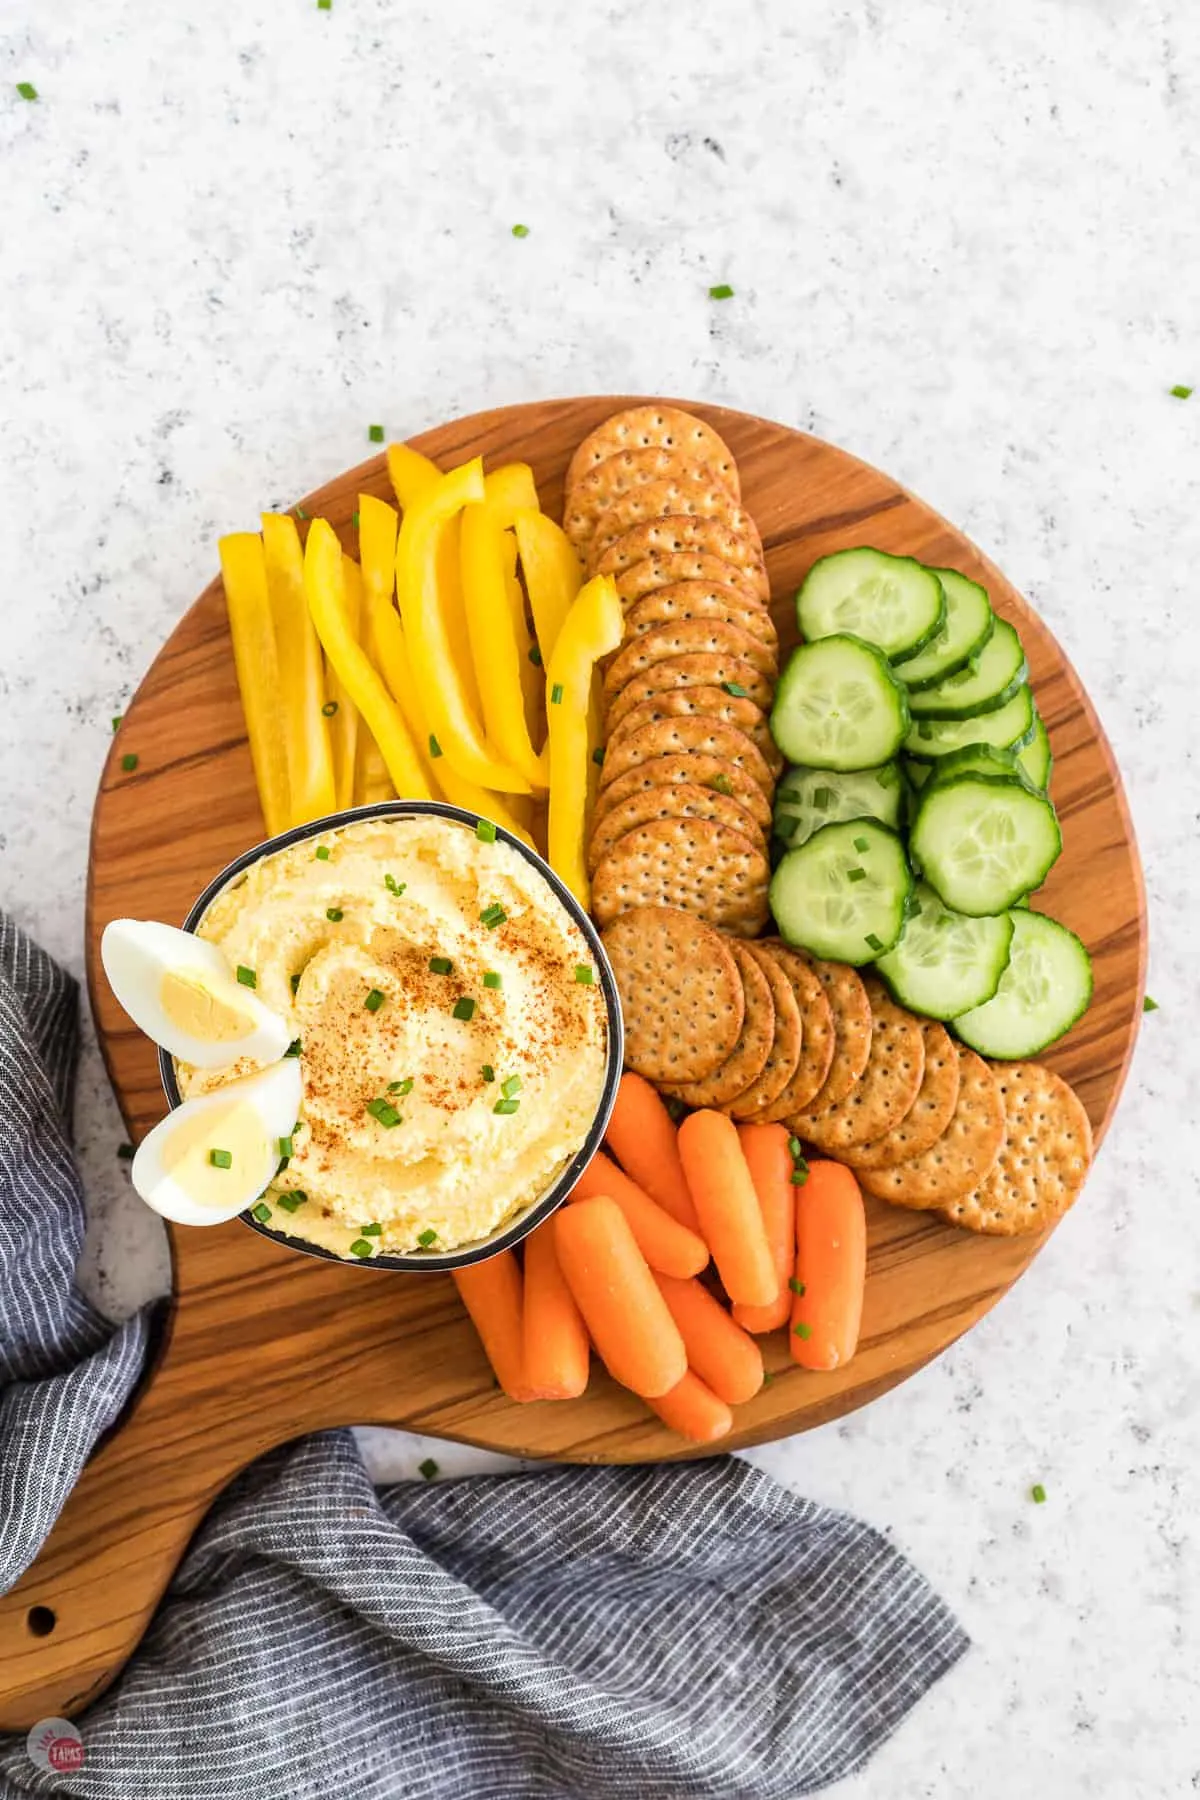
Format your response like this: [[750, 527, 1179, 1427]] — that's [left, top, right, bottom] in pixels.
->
[[910, 774, 1062, 916], [796, 549, 946, 663], [898, 570, 995, 691], [1015, 709, 1053, 791], [904, 684, 1035, 761], [774, 762, 905, 847], [874, 881, 1015, 1019], [907, 618, 1028, 720], [770, 820, 914, 965], [924, 743, 1036, 795], [771, 634, 911, 772], [953, 910, 1093, 1057]]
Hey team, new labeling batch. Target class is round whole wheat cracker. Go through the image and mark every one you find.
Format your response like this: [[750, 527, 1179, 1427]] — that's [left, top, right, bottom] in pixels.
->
[[601, 905, 743, 1083], [566, 406, 741, 499], [664, 940, 775, 1108], [606, 652, 775, 735], [727, 942, 804, 1118], [589, 480, 762, 572], [616, 552, 765, 609], [592, 753, 773, 834], [777, 951, 873, 1111], [858, 1046, 1005, 1209], [749, 943, 837, 1119], [790, 978, 925, 1151], [843, 1023, 962, 1171], [563, 450, 731, 550], [621, 581, 777, 653], [586, 780, 764, 876], [593, 518, 768, 599], [605, 619, 776, 703], [597, 714, 775, 800], [607, 685, 782, 778], [938, 1062, 1093, 1236], [592, 817, 770, 938]]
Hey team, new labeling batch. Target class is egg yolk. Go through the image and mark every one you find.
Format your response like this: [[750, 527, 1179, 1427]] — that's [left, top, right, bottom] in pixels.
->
[[160, 970, 256, 1044], [160, 1100, 272, 1208]]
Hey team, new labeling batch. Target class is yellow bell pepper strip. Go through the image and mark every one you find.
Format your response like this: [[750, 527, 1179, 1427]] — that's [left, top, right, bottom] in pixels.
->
[[354, 730, 394, 806], [358, 494, 400, 613], [386, 442, 442, 511], [362, 570, 444, 801], [324, 555, 364, 810], [545, 574, 624, 908], [513, 509, 582, 664], [382, 457, 484, 719], [460, 471, 549, 790], [396, 460, 531, 794], [218, 533, 292, 838], [260, 513, 337, 826], [304, 520, 431, 801], [482, 462, 540, 523], [501, 528, 543, 752], [586, 671, 604, 813]]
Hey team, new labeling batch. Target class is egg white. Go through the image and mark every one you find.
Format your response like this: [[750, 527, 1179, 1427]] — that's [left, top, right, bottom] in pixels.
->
[[101, 918, 291, 1068], [131, 1059, 304, 1226]]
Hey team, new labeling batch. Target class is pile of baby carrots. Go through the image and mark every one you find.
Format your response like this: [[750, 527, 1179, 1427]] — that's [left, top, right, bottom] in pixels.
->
[[451, 1074, 867, 1444]]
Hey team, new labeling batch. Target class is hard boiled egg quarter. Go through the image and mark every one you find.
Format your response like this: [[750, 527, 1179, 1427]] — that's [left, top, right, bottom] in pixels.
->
[[101, 919, 291, 1068], [131, 1058, 303, 1226]]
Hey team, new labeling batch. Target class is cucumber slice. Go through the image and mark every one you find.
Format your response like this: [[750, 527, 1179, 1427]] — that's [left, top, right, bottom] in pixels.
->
[[771, 635, 911, 772], [796, 549, 946, 663], [874, 881, 1014, 1019], [1016, 709, 1053, 790], [907, 618, 1028, 720], [904, 684, 1035, 761], [774, 762, 905, 848], [925, 744, 1034, 794], [911, 774, 1062, 915], [770, 820, 913, 965], [898, 570, 995, 691], [953, 910, 1093, 1057]]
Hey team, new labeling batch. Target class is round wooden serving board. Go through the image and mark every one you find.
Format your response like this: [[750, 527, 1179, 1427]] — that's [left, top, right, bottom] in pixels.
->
[[0, 398, 1144, 1726]]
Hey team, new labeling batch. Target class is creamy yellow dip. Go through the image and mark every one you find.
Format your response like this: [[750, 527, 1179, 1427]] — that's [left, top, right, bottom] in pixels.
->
[[177, 815, 608, 1259]]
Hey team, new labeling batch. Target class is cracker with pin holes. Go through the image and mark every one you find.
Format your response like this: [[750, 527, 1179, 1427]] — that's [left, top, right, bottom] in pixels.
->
[[606, 652, 776, 735], [616, 552, 766, 610], [726, 942, 804, 1118], [592, 816, 770, 938], [620, 581, 778, 655], [598, 713, 776, 800], [938, 1061, 1093, 1236], [564, 450, 731, 552], [748, 943, 837, 1119], [844, 1023, 962, 1171], [589, 479, 762, 573], [604, 618, 777, 702], [601, 905, 744, 1084], [592, 752, 773, 835], [774, 950, 873, 1111], [858, 1046, 1006, 1208], [664, 940, 776, 1109], [607, 685, 782, 777], [587, 780, 765, 877], [790, 978, 925, 1151], [566, 405, 741, 499]]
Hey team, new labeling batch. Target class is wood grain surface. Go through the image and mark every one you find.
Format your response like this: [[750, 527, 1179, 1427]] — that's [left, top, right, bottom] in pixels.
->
[[0, 398, 1145, 1727]]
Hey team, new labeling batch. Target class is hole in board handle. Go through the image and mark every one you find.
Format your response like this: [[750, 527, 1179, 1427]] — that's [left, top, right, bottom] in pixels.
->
[[26, 1606, 56, 1638]]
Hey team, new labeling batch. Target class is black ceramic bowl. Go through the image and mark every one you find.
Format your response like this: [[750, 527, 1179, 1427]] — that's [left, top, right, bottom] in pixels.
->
[[159, 800, 624, 1272]]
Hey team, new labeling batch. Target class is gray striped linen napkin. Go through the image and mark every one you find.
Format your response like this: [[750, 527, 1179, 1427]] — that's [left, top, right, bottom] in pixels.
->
[[0, 912, 968, 1799]]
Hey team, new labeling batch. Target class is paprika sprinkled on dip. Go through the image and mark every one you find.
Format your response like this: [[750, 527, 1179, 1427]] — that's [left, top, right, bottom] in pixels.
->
[[176, 812, 609, 1259]]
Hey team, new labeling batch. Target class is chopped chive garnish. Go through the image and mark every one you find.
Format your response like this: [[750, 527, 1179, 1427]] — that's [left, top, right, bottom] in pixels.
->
[[368, 423, 384, 442], [366, 1098, 402, 1127], [528, 645, 542, 666], [322, 699, 338, 717], [550, 682, 564, 705], [364, 988, 386, 1013], [121, 752, 139, 772], [1143, 995, 1159, 1013], [778, 788, 801, 803], [876, 765, 897, 787], [480, 1065, 496, 1085], [483, 971, 502, 989], [252, 1202, 272, 1222], [428, 734, 443, 758], [574, 964, 594, 984], [388, 1077, 414, 1095], [917, 722, 933, 740], [349, 1238, 374, 1258], [317, 0, 331, 9], [429, 955, 453, 975], [710, 773, 733, 795], [1031, 1483, 1047, 1503], [419, 1456, 440, 1478], [709, 283, 734, 299], [864, 933, 885, 953], [278, 1135, 294, 1158], [909, 897, 923, 917], [111, 714, 123, 732], [326, 907, 344, 922], [16, 82, 39, 101], [787, 1135, 802, 1159], [592, 747, 605, 766], [277, 1191, 307, 1212], [663, 1093, 686, 1121], [209, 1149, 232, 1169], [1170, 384, 1192, 399], [791, 1154, 809, 1187], [846, 867, 867, 883], [479, 903, 507, 928], [315, 845, 331, 860], [493, 1097, 521, 1115], [501, 1074, 522, 1099], [453, 996, 476, 1021], [793, 1321, 813, 1341], [236, 965, 256, 988], [285, 1038, 302, 1056], [853, 836, 870, 853], [775, 816, 798, 841], [789, 1277, 806, 1296], [417, 1227, 438, 1247], [475, 818, 497, 843], [360, 1222, 383, 1237], [294, 506, 308, 520], [722, 681, 749, 697], [352, 510, 360, 528], [117, 1142, 135, 1160], [385, 873, 405, 895], [511, 223, 530, 238], [813, 787, 834, 810]]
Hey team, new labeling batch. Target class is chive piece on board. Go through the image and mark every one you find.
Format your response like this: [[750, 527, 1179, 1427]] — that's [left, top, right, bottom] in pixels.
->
[[111, 714, 123, 732], [550, 682, 564, 705], [592, 747, 605, 766], [528, 645, 542, 666], [428, 734, 443, 758], [794, 1321, 813, 1340], [121, 752, 139, 772], [788, 1277, 806, 1296]]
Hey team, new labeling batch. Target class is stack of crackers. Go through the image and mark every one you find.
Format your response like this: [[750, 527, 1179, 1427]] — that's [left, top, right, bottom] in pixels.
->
[[562, 405, 778, 938]]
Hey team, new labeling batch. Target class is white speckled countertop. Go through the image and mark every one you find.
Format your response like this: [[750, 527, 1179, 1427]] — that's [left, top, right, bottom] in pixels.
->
[[3, 2, 1198, 1792]]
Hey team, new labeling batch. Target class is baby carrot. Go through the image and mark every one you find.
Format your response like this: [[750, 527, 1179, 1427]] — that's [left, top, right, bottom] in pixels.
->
[[676, 1110, 777, 1307], [645, 1371, 733, 1444], [790, 1160, 867, 1372], [731, 1122, 794, 1333], [654, 1273, 763, 1405], [554, 1196, 687, 1397], [522, 1218, 590, 1400], [452, 1251, 535, 1402], [605, 1072, 702, 1232], [571, 1149, 708, 1278]]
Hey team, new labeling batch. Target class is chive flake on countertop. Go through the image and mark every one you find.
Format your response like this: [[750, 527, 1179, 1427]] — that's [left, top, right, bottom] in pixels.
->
[[528, 644, 542, 666], [550, 683, 564, 705], [493, 1097, 520, 1115], [322, 699, 338, 717], [1143, 995, 1159, 1012], [722, 681, 749, 698], [475, 818, 497, 843], [789, 1277, 806, 1296], [429, 734, 443, 758], [349, 1238, 374, 1257], [389, 1077, 413, 1096], [209, 1148, 232, 1169], [1031, 1483, 1047, 1504], [121, 752, 139, 772], [429, 955, 452, 975], [481, 1064, 495, 1083], [709, 283, 734, 300], [285, 1038, 302, 1056], [511, 224, 530, 238], [385, 873, 405, 895], [315, 845, 331, 860], [236, 965, 256, 988], [793, 1321, 813, 1341], [479, 903, 506, 928], [364, 988, 385, 1013], [453, 996, 476, 1022], [111, 714, 123, 732], [574, 964, 594, 984], [360, 1222, 383, 1236], [117, 1142, 135, 1160], [366, 1097, 403, 1127], [317, 0, 331, 9], [846, 867, 867, 883], [352, 510, 360, 528], [501, 1074, 522, 1099], [864, 932, 885, 953], [327, 907, 344, 922], [16, 82, 38, 101], [592, 747, 605, 765], [252, 1202, 272, 1222], [368, 423, 384, 442], [278, 1134, 294, 1158], [1170, 384, 1192, 399], [419, 1457, 440, 1479], [853, 836, 870, 853], [277, 1191, 307, 1212], [418, 1227, 438, 1247], [294, 506, 307, 520], [483, 971, 501, 989]]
